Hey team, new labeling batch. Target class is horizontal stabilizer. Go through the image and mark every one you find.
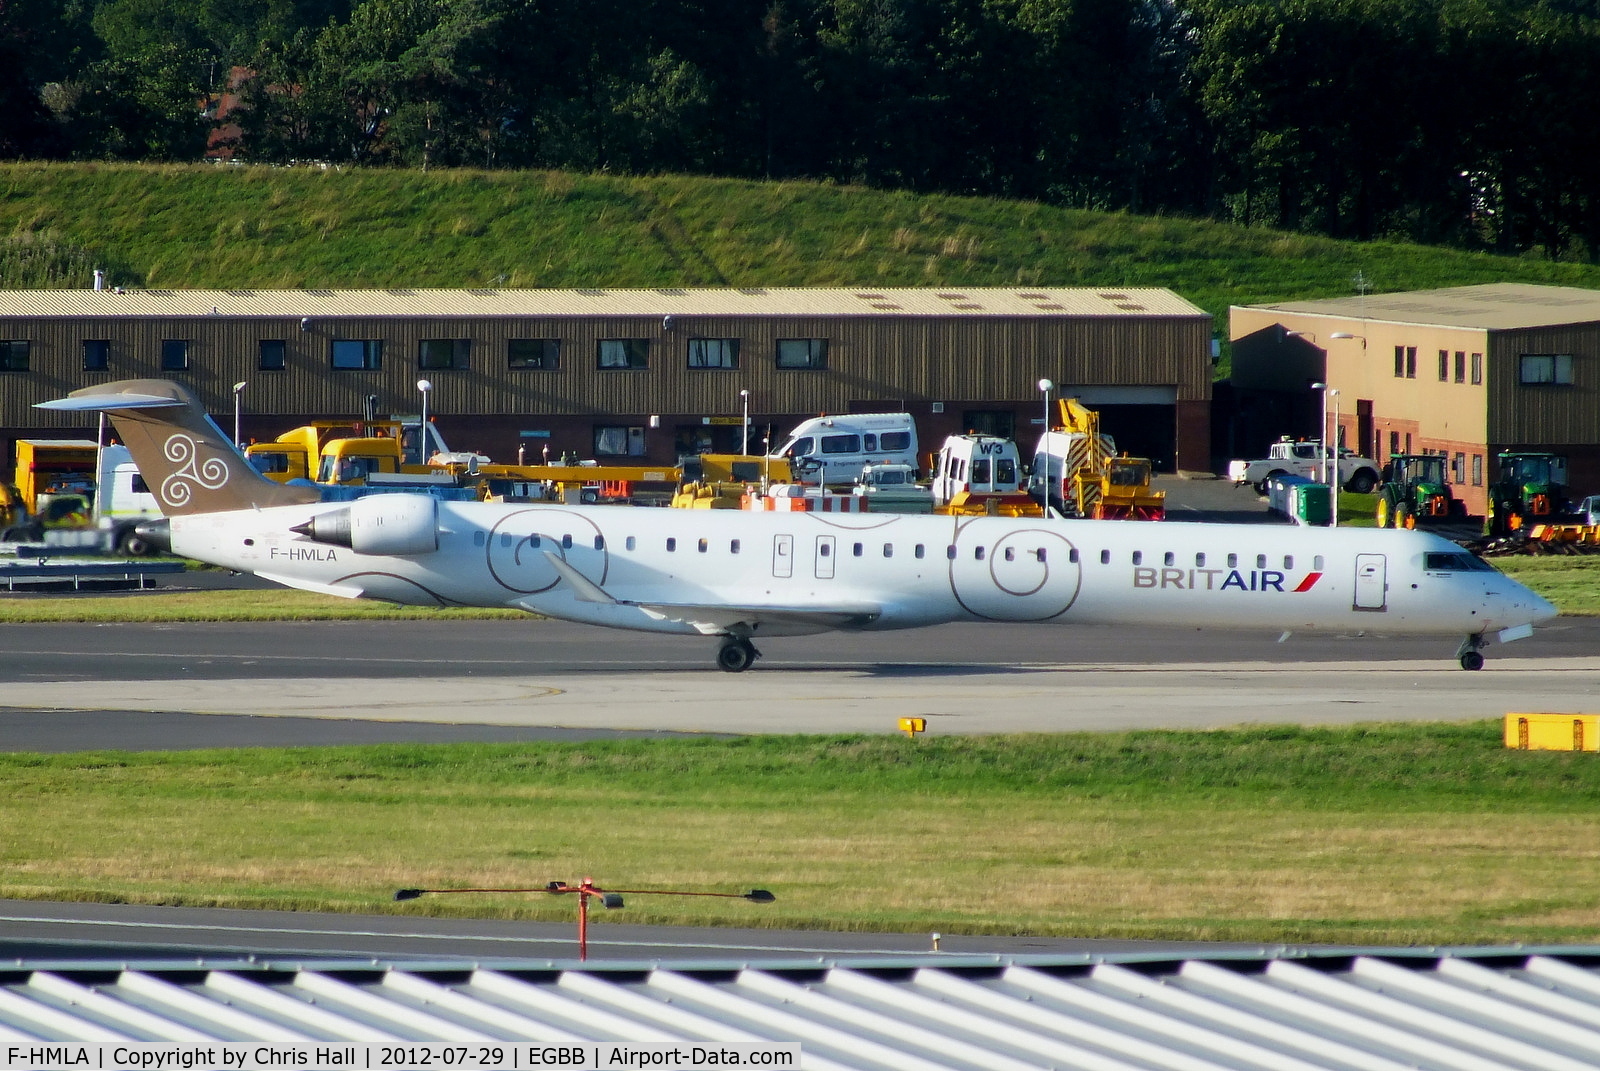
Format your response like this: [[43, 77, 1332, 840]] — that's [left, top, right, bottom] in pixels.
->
[[35, 392, 188, 411]]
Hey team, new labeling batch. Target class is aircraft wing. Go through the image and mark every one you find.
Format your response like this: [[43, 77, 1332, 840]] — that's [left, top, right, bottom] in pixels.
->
[[537, 550, 880, 634]]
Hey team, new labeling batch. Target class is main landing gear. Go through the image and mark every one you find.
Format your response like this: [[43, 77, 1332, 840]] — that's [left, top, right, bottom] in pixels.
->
[[716, 638, 761, 673], [1456, 634, 1486, 671]]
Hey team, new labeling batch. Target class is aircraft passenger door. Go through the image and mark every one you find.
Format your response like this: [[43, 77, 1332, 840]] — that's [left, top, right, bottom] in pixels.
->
[[1353, 553, 1387, 611], [814, 534, 836, 579], [772, 534, 794, 579]]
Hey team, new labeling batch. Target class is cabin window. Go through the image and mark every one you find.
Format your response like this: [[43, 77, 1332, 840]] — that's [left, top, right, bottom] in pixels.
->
[[666, 537, 676, 552], [1036, 548, 1047, 563], [914, 544, 925, 559], [1314, 555, 1325, 570], [1256, 554, 1267, 569], [1069, 549, 1079, 564], [883, 543, 893, 558], [500, 533, 512, 547], [528, 535, 541, 548], [473, 531, 485, 547], [1163, 551, 1175, 566], [1425, 551, 1495, 572], [1227, 553, 1238, 568], [819, 543, 831, 557], [1003, 547, 1015, 561], [1195, 553, 1206, 567], [698, 538, 708, 553], [853, 542, 863, 557], [1282, 555, 1293, 569], [974, 547, 986, 561], [594, 536, 605, 550], [562, 534, 573, 549], [1100, 549, 1110, 564], [1132, 551, 1143, 566], [731, 539, 740, 554], [947, 545, 957, 559], [625, 536, 637, 551]]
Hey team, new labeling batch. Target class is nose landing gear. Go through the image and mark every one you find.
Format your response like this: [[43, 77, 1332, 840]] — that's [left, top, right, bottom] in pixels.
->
[[716, 638, 761, 673], [1456, 634, 1486, 671]]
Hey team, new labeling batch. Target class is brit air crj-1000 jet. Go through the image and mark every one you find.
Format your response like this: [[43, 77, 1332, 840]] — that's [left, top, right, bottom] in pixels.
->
[[40, 380, 1556, 672]]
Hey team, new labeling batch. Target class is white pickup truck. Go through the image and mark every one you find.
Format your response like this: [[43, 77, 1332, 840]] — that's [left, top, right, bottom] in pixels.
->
[[1228, 438, 1381, 495]]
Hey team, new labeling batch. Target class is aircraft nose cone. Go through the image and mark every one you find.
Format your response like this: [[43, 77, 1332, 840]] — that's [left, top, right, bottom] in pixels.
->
[[1530, 591, 1558, 623]]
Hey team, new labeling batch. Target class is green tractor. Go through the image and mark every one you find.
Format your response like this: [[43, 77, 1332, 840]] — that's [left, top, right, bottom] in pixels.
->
[[1375, 454, 1468, 529], [1487, 452, 1571, 538]]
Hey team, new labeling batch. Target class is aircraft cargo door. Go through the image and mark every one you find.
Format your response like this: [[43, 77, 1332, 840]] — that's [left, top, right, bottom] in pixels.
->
[[1353, 553, 1386, 611], [772, 534, 793, 578], [814, 535, 836, 579]]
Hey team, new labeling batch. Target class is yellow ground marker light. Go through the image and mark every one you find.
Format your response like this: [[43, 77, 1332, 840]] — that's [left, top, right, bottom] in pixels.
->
[[898, 717, 926, 738], [1505, 713, 1599, 752]]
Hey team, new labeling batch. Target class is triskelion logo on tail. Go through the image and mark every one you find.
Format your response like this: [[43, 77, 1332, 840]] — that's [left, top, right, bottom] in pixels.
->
[[159, 432, 229, 508]]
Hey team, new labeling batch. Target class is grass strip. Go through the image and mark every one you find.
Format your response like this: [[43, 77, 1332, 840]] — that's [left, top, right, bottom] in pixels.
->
[[5, 725, 1600, 945]]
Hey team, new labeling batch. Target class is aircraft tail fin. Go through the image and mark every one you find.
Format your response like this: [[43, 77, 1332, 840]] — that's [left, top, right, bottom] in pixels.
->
[[35, 378, 322, 516]]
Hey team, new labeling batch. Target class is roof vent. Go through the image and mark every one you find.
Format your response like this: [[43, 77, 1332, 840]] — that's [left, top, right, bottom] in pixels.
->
[[1098, 292, 1129, 301], [1116, 303, 1147, 311], [870, 302, 903, 310], [1034, 303, 1066, 311]]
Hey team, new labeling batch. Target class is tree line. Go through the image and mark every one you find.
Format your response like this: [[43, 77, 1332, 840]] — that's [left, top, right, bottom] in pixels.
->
[[4, 0, 1599, 260]]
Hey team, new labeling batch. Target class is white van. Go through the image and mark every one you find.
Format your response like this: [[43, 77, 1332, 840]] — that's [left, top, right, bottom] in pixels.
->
[[772, 413, 919, 485]]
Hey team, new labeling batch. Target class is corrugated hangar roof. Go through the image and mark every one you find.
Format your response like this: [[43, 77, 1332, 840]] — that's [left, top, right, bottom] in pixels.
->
[[0, 287, 1207, 321], [5, 948, 1600, 1068], [1243, 281, 1600, 331]]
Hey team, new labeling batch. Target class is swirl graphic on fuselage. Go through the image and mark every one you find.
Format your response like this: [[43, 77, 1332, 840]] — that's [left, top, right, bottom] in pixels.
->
[[485, 509, 608, 594], [947, 521, 1082, 621], [159, 432, 229, 509]]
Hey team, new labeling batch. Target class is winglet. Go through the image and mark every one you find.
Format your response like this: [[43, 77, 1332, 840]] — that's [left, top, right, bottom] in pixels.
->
[[542, 550, 618, 604]]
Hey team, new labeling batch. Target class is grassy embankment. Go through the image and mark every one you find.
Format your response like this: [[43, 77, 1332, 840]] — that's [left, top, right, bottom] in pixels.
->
[[5, 725, 1600, 946], [8, 162, 1600, 364]]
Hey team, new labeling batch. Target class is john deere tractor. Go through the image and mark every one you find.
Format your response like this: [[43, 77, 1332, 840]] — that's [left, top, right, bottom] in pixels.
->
[[1487, 452, 1571, 538], [1376, 454, 1467, 529]]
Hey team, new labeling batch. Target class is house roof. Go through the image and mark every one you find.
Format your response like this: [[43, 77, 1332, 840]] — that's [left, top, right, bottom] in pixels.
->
[[1241, 282, 1600, 331]]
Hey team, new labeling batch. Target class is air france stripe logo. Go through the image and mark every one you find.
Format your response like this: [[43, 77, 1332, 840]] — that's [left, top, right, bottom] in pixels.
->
[[1133, 567, 1323, 592]]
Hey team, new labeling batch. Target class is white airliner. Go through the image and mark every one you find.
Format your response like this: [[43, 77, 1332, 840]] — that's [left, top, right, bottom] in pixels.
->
[[41, 380, 1556, 672]]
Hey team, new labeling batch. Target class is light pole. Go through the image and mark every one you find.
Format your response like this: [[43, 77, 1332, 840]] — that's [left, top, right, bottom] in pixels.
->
[[1329, 388, 1341, 527], [416, 379, 433, 463], [740, 388, 751, 455], [1038, 378, 1053, 510], [232, 381, 247, 447], [395, 880, 775, 961]]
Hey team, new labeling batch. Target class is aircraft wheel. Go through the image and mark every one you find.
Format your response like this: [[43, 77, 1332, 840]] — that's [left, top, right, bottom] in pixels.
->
[[1460, 650, 1485, 671], [716, 640, 758, 673]]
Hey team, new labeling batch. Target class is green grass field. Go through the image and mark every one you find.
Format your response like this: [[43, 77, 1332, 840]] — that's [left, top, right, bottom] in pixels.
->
[[9, 162, 1600, 368], [5, 726, 1599, 945]]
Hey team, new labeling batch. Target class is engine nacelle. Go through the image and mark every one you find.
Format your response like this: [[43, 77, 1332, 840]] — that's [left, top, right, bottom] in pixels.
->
[[291, 494, 440, 556]]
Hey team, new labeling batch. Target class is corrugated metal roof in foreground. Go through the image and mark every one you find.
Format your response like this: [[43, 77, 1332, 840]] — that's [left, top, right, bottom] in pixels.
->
[[0, 287, 1208, 321], [4, 949, 1600, 1069]]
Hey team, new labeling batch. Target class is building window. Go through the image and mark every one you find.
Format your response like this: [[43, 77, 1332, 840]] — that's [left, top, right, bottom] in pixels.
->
[[1452, 453, 1465, 483], [961, 410, 1015, 439], [1393, 345, 1416, 378], [687, 337, 739, 369], [777, 338, 828, 369], [594, 425, 646, 456], [82, 340, 110, 372], [258, 339, 286, 371], [598, 339, 649, 369], [1454, 351, 1466, 383], [1389, 431, 1400, 456], [161, 339, 189, 371], [1438, 349, 1449, 381], [509, 339, 560, 370], [331, 339, 382, 370], [1472, 454, 1483, 485], [1471, 352, 1482, 384], [0, 340, 28, 372], [1520, 353, 1573, 385], [419, 338, 470, 370]]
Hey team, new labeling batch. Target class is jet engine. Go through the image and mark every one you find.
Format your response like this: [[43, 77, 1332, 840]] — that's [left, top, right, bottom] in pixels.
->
[[291, 494, 440, 555]]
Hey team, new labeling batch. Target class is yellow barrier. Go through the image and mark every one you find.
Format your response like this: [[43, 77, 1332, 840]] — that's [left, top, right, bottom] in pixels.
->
[[1505, 713, 1599, 751]]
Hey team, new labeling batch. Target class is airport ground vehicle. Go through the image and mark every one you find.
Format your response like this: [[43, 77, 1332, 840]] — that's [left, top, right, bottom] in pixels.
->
[[932, 435, 1042, 516], [2, 440, 161, 551], [850, 463, 932, 512], [1375, 454, 1471, 529], [1228, 438, 1381, 495], [771, 413, 918, 485], [1578, 495, 1600, 526], [246, 420, 450, 484], [1029, 399, 1164, 518], [1487, 452, 1572, 538]]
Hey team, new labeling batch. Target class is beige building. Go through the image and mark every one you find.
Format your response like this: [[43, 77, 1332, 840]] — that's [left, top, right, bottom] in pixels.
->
[[1231, 283, 1600, 514], [3, 286, 1213, 472]]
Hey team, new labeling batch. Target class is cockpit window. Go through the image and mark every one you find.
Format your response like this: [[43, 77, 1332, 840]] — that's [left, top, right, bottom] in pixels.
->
[[1424, 551, 1496, 572]]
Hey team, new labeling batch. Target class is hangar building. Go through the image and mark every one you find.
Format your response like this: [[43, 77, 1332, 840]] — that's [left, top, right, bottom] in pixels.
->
[[1, 286, 1213, 473], [1230, 283, 1600, 514]]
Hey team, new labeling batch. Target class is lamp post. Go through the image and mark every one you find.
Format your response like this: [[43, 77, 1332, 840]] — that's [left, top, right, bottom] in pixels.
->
[[1038, 378, 1053, 510], [740, 388, 751, 455], [1329, 388, 1341, 527], [395, 880, 775, 961], [416, 379, 433, 463], [1311, 380, 1334, 526], [232, 381, 247, 447]]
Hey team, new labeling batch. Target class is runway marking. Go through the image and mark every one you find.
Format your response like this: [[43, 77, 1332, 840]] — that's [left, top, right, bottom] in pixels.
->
[[0, 913, 939, 957]]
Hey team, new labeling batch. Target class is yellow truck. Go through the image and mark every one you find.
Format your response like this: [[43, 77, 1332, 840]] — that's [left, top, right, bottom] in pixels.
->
[[246, 420, 450, 485]]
